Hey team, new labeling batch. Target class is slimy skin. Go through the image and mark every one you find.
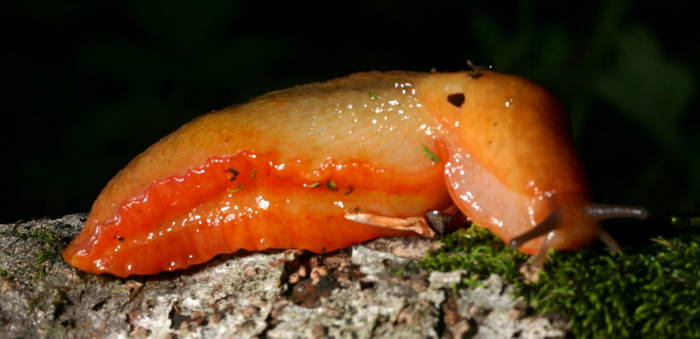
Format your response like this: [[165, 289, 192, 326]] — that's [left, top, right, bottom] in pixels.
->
[[63, 70, 638, 277], [417, 72, 594, 253]]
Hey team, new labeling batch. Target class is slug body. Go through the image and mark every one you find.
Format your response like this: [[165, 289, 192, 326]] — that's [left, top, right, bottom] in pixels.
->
[[64, 70, 617, 277]]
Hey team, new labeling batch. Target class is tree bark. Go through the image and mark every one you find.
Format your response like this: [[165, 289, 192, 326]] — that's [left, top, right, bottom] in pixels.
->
[[0, 214, 568, 338]]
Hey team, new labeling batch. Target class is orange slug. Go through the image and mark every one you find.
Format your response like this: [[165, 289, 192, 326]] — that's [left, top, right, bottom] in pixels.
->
[[63, 69, 647, 277]]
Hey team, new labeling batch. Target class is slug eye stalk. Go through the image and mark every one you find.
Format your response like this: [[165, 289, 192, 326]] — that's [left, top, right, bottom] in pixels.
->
[[584, 204, 649, 220], [588, 204, 649, 254]]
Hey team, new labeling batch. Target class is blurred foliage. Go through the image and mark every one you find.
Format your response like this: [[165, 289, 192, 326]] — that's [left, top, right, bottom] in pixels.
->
[[1, 1, 698, 221]]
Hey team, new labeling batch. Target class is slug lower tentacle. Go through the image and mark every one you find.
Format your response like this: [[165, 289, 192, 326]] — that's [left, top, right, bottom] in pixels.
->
[[597, 229, 621, 253], [509, 209, 561, 250]]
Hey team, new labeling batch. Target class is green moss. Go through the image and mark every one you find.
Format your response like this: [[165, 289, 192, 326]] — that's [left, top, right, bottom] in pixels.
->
[[1, 227, 70, 279], [30, 248, 62, 279], [420, 217, 700, 338], [35, 248, 58, 265], [420, 226, 528, 285], [30, 229, 63, 243], [1, 228, 64, 244]]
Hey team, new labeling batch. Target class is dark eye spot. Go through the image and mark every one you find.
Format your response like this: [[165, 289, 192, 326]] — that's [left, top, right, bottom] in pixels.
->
[[447, 93, 465, 107]]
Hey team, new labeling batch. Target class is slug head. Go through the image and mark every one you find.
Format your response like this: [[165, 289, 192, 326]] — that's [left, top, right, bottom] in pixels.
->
[[417, 70, 587, 197], [510, 194, 648, 266], [416, 70, 647, 255]]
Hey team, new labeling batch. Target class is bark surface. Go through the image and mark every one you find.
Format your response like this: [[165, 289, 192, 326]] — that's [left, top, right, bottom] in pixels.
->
[[0, 214, 568, 338]]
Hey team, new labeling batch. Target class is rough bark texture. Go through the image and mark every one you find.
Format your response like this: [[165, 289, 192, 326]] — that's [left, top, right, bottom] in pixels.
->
[[0, 214, 569, 338]]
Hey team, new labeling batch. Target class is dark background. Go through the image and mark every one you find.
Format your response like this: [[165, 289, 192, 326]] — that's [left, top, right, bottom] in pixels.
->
[[2, 1, 698, 223]]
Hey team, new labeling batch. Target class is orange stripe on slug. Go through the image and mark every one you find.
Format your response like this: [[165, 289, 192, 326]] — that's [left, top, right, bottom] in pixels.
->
[[63, 151, 450, 277]]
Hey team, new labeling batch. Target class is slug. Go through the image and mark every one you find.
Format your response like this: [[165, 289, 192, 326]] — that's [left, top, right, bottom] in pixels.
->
[[63, 69, 647, 277]]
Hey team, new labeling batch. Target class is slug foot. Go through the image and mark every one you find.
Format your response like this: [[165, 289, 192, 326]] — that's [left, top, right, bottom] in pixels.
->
[[344, 211, 436, 238]]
